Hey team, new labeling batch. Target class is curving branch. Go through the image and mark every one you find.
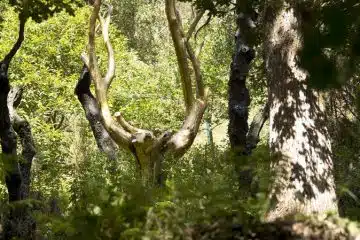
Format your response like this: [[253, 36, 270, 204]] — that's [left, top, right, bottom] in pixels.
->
[[84, 0, 132, 148], [195, 38, 206, 58], [99, 3, 115, 89], [194, 14, 212, 40], [165, 0, 193, 113], [166, 95, 208, 158], [186, 10, 205, 41], [174, 7, 205, 99], [114, 112, 147, 135], [2, 0, 28, 70], [185, 40, 204, 98], [75, 65, 117, 160]]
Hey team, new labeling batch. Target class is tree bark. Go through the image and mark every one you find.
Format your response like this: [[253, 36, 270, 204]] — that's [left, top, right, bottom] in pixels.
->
[[264, 3, 338, 221], [0, 64, 21, 202], [0, 2, 36, 239], [245, 102, 269, 155], [0, 4, 28, 201], [75, 65, 117, 161], [82, 0, 208, 185], [8, 87, 36, 199], [228, 6, 256, 153], [165, 0, 194, 113]]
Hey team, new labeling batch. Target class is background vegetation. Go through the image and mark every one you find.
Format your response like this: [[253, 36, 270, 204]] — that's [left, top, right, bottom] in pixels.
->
[[0, 0, 359, 239]]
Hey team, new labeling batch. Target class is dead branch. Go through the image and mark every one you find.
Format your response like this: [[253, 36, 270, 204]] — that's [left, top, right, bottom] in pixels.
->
[[75, 65, 117, 160]]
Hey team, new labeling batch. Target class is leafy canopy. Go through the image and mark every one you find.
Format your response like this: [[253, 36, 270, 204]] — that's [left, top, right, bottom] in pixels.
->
[[8, 0, 84, 22]]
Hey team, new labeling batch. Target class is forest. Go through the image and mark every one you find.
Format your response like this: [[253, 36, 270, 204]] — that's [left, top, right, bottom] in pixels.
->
[[0, 0, 360, 239]]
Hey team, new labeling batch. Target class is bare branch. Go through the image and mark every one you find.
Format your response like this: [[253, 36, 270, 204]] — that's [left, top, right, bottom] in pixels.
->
[[86, 0, 131, 148], [99, 3, 115, 89], [114, 112, 145, 134], [195, 38, 206, 58], [185, 41, 204, 98], [165, 0, 193, 113], [194, 14, 212, 40], [175, 9, 205, 99], [166, 90, 209, 157], [75, 65, 117, 160]]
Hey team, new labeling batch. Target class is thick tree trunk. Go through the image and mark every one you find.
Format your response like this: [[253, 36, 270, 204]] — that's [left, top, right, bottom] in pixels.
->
[[264, 4, 338, 221], [75, 65, 117, 161]]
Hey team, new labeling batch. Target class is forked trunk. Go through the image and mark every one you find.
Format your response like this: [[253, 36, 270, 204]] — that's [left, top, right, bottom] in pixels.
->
[[264, 4, 338, 221]]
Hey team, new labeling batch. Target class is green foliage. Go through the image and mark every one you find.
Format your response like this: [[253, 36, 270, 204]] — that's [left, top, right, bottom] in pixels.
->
[[298, 0, 360, 88], [8, 0, 84, 22], [0, 0, 360, 238], [33, 142, 271, 239], [179, 0, 233, 15], [181, 0, 360, 89]]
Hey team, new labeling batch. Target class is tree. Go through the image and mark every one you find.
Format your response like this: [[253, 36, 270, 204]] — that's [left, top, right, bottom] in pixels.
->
[[0, 0, 29, 204], [81, 0, 208, 184], [228, 0, 269, 154], [0, 1, 84, 238], [8, 0, 84, 22], [263, 1, 338, 221], [179, 0, 268, 154], [182, 0, 360, 221], [1, 0, 85, 204]]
